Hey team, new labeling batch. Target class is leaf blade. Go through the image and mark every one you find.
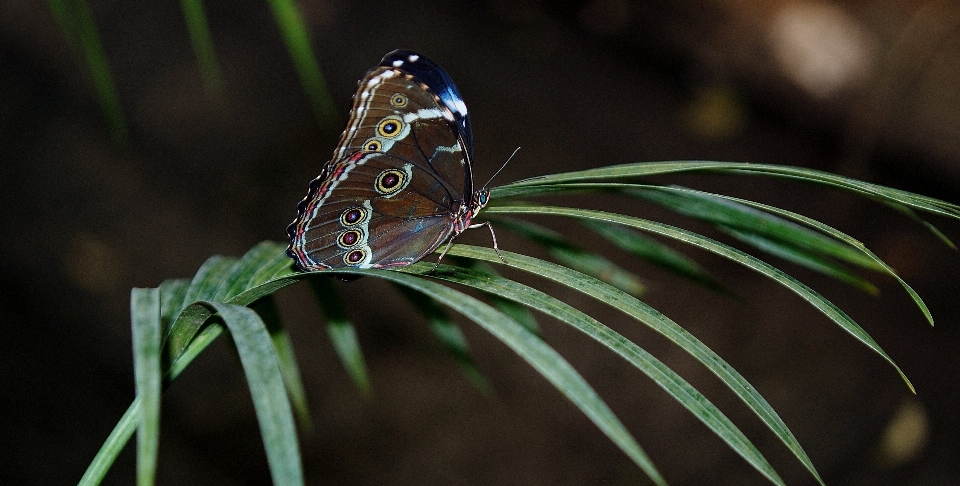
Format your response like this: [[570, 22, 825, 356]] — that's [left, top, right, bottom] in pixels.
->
[[486, 205, 913, 391], [264, 0, 338, 130], [419, 264, 786, 485], [581, 219, 726, 292], [309, 277, 371, 395], [200, 301, 304, 486], [393, 282, 492, 394], [493, 217, 646, 296], [495, 182, 935, 325], [130, 288, 161, 486], [179, 0, 223, 97], [336, 267, 666, 486], [446, 244, 824, 484]]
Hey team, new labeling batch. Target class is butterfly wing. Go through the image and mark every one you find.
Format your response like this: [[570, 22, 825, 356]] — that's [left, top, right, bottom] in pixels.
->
[[380, 49, 474, 159], [288, 54, 473, 271]]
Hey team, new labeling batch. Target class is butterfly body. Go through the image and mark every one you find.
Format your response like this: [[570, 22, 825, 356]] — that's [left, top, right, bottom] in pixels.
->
[[287, 50, 489, 271]]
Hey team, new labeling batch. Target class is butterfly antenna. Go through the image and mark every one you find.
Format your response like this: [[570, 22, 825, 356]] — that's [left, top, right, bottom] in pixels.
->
[[482, 147, 520, 189]]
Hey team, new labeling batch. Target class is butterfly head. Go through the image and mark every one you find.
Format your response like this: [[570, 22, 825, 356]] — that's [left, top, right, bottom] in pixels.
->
[[474, 189, 490, 211]]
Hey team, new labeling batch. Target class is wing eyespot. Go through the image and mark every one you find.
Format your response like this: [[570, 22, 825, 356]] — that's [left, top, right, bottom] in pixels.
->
[[374, 164, 413, 197], [340, 207, 368, 226], [362, 139, 383, 152], [337, 229, 363, 248], [390, 93, 408, 107], [344, 248, 368, 265], [375, 169, 405, 194], [377, 118, 403, 138]]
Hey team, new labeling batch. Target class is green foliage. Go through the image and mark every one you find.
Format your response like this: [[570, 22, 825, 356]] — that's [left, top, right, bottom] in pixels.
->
[[264, 0, 339, 130], [47, 0, 338, 143], [179, 0, 223, 97], [309, 277, 371, 395], [45, 0, 127, 144], [80, 161, 960, 485]]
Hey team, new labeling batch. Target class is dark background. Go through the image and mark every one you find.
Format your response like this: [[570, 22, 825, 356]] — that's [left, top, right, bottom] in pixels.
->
[[3, 0, 960, 484]]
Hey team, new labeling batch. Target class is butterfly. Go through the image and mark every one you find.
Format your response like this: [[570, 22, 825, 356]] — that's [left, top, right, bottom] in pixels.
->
[[287, 50, 501, 272]]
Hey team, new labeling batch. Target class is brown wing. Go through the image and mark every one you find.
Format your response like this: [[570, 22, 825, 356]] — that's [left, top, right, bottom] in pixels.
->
[[287, 67, 469, 270], [334, 67, 468, 203]]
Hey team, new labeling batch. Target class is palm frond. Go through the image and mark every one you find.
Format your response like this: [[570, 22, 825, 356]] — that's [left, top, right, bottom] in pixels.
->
[[81, 161, 960, 486]]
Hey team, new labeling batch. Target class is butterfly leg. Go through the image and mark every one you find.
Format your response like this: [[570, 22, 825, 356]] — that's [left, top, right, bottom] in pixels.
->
[[432, 237, 458, 272], [431, 222, 506, 273], [468, 221, 506, 263]]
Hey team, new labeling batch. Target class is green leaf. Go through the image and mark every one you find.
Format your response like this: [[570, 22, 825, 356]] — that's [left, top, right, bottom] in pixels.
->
[[264, 0, 338, 130], [492, 217, 646, 296], [130, 288, 161, 486], [252, 296, 313, 430], [163, 255, 237, 362], [448, 255, 540, 333], [393, 283, 491, 394], [335, 266, 666, 486], [181, 256, 238, 306], [209, 244, 276, 302], [420, 263, 787, 485], [179, 0, 223, 97], [885, 200, 957, 248], [86, 160, 960, 485], [166, 281, 306, 383], [199, 301, 304, 486], [581, 219, 726, 293], [45, 0, 127, 144], [631, 186, 886, 271], [157, 278, 189, 335], [723, 229, 878, 294], [630, 184, 930, 323], [309, 277, 371, 395], [496, 182, 935, 326], [79, 398, 141, 486], [498, 161, 960, 251], [164, 242, 298, 365], [485, 205, 915, 392], [501, 161, 960, 219], [609, 183, 882, 292], [88, 293, 306, 486], [462, 259, 540, 334], [444, 244, 821, 485]]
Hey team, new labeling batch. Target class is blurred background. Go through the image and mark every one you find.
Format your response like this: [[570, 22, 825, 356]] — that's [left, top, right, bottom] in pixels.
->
[[3, 0, 960, 484]]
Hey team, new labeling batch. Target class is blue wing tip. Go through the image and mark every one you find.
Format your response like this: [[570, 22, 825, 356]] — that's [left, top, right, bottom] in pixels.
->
[[377, 49, 473, 153]]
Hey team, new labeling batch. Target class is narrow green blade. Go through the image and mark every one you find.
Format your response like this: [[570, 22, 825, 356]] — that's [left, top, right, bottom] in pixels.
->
[[200, 301, 304, 486], [459, 259, 540, 333], [500, 160, 960, 219], [631, 186, 885, 271], [164, 255, 237, 361], [252, 296, 313, 430], [493, 217, 646, 296], [165, 242, 297, 364], [79, 397, 141, 486], [724, 229, 878, 294], [157, 278, 189, 335], [264, 0, 338, 130], [179, 0, 223, 97], [486, 205, 914, 391], [495, 182, 935, 326], [418, 264, 786, 485], [336, 267, 665, 485], [445, 244, 822, 485], [45, 0, 127, 144], [130, 288, 161, 486], [582, 219, 726, 293], [393, 283, 491, 394], [309, 277, 371, 395]]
